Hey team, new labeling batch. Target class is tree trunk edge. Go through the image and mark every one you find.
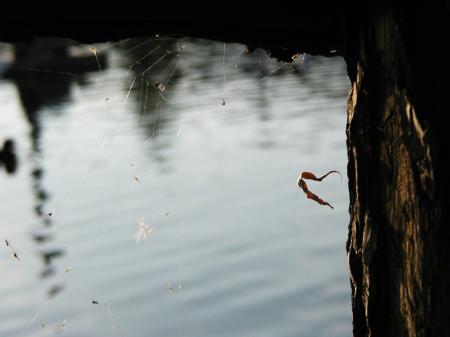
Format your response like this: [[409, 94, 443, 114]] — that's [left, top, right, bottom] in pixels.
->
[[345, 6, 450, 337]]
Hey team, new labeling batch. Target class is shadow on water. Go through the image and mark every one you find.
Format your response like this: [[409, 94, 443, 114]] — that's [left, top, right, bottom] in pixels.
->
[[0, 139, 17, 174], [2, 37, 107, 296]]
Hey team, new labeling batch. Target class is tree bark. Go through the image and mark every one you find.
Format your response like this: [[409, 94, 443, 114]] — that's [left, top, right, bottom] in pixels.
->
[[345, 5, 450, 337]]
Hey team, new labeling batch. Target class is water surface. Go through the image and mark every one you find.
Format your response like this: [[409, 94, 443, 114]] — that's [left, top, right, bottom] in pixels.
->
[[0, 37, 351, 337]]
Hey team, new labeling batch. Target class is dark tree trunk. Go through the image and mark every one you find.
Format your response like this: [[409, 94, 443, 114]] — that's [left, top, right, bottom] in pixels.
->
[[344, 4, 450, 337]]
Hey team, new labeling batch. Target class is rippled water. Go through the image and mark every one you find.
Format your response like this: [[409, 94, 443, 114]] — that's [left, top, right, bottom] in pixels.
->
[[0, 37, 351, 337]]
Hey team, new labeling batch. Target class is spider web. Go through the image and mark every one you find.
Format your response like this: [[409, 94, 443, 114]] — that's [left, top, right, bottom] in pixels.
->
[[0, 35, 316, 337]]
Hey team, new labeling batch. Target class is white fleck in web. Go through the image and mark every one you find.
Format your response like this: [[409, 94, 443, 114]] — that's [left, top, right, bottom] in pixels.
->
[[58, 319, 66, 332], [134, 217, 153, 243], [89, 48, 102, 72]]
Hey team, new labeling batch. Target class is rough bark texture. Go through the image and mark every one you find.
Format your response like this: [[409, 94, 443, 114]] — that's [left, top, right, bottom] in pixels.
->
[[345, 5, 450, 337]]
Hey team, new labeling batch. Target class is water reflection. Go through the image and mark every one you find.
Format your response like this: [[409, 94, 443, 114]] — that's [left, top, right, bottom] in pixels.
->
[[0, 138, 17, 174], [2, 37, 107, 297], [0, 36, 350, 337]]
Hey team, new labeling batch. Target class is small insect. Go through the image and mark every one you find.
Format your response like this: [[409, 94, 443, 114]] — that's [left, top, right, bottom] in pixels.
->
[[44, 209, 55, 218], [92, 300, 99, 304], [5, 239, 9, 247], [13, 251, 20, 260], [222, 98, 226, 106], [165, 212, 170, 216], [42, 321, 45, 328], [133, 176, 140, 184]]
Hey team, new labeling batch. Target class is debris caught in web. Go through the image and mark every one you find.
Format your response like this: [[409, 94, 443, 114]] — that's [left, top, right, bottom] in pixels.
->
[[58, 319, 66, 332], [155, 80, 166, 93], [134, 217, 153, 243], [89, 47, 103, 72], [5, 239, 20, 261], [165, 282, 182, 294], [292, 53, 305, 64], [297, 170, 342, 209]]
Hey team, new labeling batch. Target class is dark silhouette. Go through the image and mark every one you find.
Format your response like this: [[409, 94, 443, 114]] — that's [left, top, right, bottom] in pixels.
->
[[0, 139, 17, 174]]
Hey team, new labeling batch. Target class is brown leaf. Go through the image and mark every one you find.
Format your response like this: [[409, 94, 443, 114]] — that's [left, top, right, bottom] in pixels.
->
[[297, 170, 341, 209]]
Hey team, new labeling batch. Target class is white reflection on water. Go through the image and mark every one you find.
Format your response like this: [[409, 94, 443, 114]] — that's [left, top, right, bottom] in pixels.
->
[[0, 37, 351, 337]]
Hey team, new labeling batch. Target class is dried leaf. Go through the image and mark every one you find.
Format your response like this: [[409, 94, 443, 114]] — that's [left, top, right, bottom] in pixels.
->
[[297, 170, 341, 209]]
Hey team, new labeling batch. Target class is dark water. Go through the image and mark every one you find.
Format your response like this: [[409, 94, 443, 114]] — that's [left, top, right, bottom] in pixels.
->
[[0, 37, 351, 337]]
